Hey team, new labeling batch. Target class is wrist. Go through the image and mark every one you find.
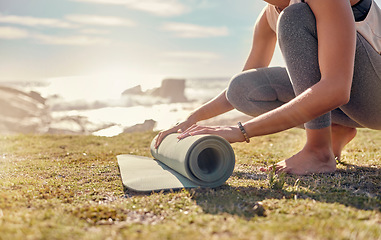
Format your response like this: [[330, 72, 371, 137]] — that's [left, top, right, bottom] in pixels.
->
[[237, 122, 250, 143], [186, 113, 199, 124]]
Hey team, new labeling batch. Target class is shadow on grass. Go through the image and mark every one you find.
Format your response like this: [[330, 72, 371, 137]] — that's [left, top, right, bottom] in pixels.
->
[[190, 185, 286, 219], [231, 170, 268, 181], [291, 164, 381, 210], [122, 164, 380, 220], [190, 166, 380, 219]]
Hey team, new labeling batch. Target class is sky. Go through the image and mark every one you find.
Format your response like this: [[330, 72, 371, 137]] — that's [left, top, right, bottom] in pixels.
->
[[0, 0, 271, 84], [1, 0, 380, 85]]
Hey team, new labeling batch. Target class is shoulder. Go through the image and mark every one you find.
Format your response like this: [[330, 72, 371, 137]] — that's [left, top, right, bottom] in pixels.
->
[[304, 0, 354, 20], [304, 0, 352, 8], [264, 4, 280, 32]]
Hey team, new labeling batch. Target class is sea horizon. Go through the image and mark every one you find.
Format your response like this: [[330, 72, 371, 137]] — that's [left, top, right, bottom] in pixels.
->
[[0, 75, 250, 137]]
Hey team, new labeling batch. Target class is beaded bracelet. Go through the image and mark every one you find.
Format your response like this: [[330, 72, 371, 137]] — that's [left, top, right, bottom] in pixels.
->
[[237, 122, 250, 143]]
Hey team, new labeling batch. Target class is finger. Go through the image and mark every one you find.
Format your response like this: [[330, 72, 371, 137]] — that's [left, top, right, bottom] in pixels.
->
[[179, 128, 210, 140], [155, 132, 164, 149], [188, 129, 209, 136], [178, 125, 199, 138], [178, 131, 193, 140], [156, 130, 173, 148], [179, 125, 205, 138], [154, 133, 161, 149], [182, 124, 199, 134]]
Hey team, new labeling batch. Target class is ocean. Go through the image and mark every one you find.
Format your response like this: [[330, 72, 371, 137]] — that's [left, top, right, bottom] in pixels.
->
[[4, 75, 249, 137]]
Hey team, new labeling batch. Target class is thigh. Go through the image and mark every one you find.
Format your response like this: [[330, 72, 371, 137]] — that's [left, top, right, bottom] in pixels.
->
[[226, 67, 295, 116], [339, 33, 381, 130]]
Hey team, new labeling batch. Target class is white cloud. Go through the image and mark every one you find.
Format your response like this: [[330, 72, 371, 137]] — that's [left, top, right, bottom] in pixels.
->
[[0, 13, 133, 45], [0, 13, 135, 30], [80, 28, 110, 35], [185, 0, 215, 9], [0, 26, 29, 39], [0, 25, 109, 45], [161, 22, 229, 38], [126, 1, 188, 16], [33, 34, 110, 46], [66, 15, 135, 27], [72, 0, 188, 16], [165, 51, 220, 60], [0, 14, 74, 28], [0, 26, 108, 45]]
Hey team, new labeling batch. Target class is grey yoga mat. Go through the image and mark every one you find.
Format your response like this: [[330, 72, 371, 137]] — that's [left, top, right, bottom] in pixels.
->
[[117, 133, 235, 192]]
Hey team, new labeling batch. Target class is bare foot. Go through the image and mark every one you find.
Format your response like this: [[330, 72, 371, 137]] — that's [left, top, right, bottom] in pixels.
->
[[260, 125, 356, 175], [331, 124, 357, 160], [273, 147, 336, 175]]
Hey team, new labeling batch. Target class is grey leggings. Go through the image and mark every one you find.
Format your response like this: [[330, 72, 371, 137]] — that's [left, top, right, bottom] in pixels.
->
[[226, 3, 381, 130]]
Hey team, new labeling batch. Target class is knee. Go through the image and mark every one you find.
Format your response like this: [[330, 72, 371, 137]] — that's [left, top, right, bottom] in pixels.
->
[[226, 67, 285, 107], [278, 3, 316, 44], [226, 72, 249, 108], [279, 3, 314, 28]]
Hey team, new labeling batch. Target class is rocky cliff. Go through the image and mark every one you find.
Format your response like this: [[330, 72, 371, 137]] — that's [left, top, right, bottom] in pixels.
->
[[122, 78, 188, 103], [0, 86, 50, 134]]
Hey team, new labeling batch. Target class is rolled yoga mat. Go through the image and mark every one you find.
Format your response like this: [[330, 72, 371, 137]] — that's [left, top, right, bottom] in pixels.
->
[[117, 133, 235, 192]]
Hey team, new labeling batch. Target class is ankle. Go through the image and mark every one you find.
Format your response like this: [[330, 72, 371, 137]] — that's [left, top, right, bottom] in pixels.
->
[[331, 124, 357, 160], [302, 144, 335, 163], [305, 127, 332, 149], [331, 123, 356, 135]]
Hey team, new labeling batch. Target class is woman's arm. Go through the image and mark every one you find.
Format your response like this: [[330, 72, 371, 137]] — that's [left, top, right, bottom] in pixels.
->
[[155, 8, 277, 147], [178, 0, 356, 142], [244, 5, 277, 71], [189, 7, 278, 124], [242, 0, 356, 138]]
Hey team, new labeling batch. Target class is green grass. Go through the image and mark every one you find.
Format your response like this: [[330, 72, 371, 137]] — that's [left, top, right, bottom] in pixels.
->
[[0, 129, 380, 240]]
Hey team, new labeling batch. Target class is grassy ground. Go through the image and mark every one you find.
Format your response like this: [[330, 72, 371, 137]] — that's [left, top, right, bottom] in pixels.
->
[[0, 128, 380, 240]]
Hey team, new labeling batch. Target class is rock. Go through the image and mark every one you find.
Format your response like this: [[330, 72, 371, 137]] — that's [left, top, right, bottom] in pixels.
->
[[47, 116, 85, 135], [252, 202, 266, 217], [93, 125, 124, 137], [47, 115, 115, 135], [0, 86, 46, 118], [0, 86, 50, 134], [122, 79, 188, 103], [29, 90, 46, 104], [155, 79, 188, 103], [123, 119, 156, 133], [121, 85, 143, 95], [0, 86, 111, 135]]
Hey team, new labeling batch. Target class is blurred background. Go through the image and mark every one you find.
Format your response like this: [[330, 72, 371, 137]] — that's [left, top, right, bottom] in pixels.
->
[[1, 0, 377, 136]]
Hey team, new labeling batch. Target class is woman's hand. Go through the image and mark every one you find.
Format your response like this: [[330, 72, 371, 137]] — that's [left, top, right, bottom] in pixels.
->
[[154, 120, 195, 148], [177, 124, 246, 143]]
